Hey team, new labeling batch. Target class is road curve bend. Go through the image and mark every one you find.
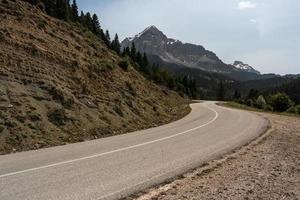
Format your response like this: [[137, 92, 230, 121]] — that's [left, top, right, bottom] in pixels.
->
[[0, 102, 268, 200]]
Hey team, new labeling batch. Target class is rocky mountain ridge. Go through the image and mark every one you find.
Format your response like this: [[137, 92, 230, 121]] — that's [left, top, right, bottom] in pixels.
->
[[121, 26, 260, 75]]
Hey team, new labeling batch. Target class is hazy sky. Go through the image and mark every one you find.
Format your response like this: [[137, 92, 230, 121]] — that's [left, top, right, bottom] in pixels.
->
[[77, 0, 300, 75]]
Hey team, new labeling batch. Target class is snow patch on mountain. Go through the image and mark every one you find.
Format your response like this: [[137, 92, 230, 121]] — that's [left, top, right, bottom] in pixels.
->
[[233, 61, 260, 74]]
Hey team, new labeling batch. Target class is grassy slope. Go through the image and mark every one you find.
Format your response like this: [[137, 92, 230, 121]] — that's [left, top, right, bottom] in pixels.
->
[[0, 0, 190, 154], [223, 102, 299, 118]]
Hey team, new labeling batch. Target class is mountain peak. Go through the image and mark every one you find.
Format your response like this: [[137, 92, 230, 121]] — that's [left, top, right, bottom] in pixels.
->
[[122, 27, 262, 75], [232, 61, 260, 74], [121, 26, 234, 72], [134, 25, 164, 38], [146, 25, 159, 31]]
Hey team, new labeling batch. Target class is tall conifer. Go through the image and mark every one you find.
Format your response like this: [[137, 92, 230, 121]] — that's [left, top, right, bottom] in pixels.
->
[[71, 0, 79, 21]]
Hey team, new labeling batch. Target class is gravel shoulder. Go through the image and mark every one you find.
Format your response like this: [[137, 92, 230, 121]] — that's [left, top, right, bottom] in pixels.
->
[[130, 112, 300, 200]]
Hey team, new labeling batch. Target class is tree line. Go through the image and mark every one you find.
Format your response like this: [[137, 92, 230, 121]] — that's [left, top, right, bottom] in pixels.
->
[[231, 87, 300, 115], [122, 43, 198, 98], [23, 0, 121, 54], [22, 0, 197, 98]]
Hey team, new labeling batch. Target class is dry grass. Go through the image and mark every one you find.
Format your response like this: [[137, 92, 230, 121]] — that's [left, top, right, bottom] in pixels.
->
[[0, 1, 190, 154]]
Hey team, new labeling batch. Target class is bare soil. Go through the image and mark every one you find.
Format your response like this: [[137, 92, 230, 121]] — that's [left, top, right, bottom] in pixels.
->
[[131, 112, 300, 200]]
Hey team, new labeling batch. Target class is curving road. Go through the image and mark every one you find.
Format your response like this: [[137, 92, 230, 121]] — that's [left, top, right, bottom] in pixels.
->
[[0, 102, 268, 200]]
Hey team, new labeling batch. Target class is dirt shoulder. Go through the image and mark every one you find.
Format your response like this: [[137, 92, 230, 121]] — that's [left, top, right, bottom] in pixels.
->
[[130, 112, 300, 200]]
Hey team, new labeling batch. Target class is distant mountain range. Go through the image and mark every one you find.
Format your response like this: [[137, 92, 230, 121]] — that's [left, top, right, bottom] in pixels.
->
[[121, 26, 300, 99], [121, 26, 261, 78]]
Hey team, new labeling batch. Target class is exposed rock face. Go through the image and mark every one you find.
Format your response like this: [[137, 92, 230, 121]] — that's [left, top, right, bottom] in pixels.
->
[[232, 61, 260, 74], [121, 26, 238, 73]]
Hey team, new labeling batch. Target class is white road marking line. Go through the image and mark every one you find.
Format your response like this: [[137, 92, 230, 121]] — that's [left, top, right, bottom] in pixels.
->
[[0, 104, 218, 179]]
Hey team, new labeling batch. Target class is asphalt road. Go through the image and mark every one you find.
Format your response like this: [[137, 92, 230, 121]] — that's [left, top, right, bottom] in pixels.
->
[[0, 102, 268, 200]]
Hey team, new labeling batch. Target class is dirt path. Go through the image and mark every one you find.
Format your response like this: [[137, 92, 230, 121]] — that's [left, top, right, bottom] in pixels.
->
[[131, 113, 300, 200]]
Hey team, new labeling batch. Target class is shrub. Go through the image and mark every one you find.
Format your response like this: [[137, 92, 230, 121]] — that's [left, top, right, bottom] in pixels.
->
[[125, 81, 136, 96], [264, 104, 273, 112], [29, 113, 42, 122], [113, 106, 124, 117], [37, 19, 48, 29], [287, 106, 297, 114], [0, 125, 4, 133], [91, 61, 113, 74], [49, 87, 74, 108], [234, 99, 245, 105], [270, 93, 293, 112], [246, 99, 254, 107], [105, 63, 113, 70], [287, 105, 300, 115], [119, 60, 129, 71], [47, 109, 68, 126], [296, 105, 300, 115], [256, 95, 267, 109]]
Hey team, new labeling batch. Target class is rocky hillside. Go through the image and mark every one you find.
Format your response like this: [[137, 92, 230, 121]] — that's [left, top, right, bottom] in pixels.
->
[[121, 26, 239, 73], [0, 0, 190, 154]]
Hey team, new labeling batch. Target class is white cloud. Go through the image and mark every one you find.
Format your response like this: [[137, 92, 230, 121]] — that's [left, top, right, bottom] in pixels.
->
[[238, 1, 257, 10], [250, 19, 257, 23]]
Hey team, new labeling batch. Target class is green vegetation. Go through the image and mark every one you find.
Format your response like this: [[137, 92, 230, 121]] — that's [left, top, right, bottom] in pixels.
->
[[268, 78, 300, 104], [287, 105, 300, 115], [256, 95, 267, 109], [37, 18, 47, 29], [47, 109, 68, 126], [0, 125, 4, 133], [122, 43, 199, 98], [217, 81, 225, 101], [270, 93, 293, 112], [118, 60, 129, 71], [22, 0, 198, 98], [23, 0, 111, 49], [111, 34, 121, 55], [225, 102, 261, 112], [231, 90, 299, 116]]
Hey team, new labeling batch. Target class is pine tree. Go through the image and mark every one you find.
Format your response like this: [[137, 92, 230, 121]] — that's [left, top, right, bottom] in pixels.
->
[[55, 0, 69, 20], [130, 43, 137, 61], [233, 90, 241, 99], [167, 76, 176, 89], [100, 29, 107, 43], [79, 11, 85, 25], [122, 47, 130, 57], [71, 0, 79, 21], [111, 34, 120, 54], [151, 64, 160, 81], [84, 12, 93, 31], [63, 0, 70, 21], [136, 52, 142, 66], [100, 30, 111, 47], [142, 53, 149, 67], [55, 0, 63, 19], [105, 30, 111, 42], [182, 76, 189, 88], [189, 79, 198, 98], [248, 89, 259, 100], [67, 0, 71, 19], [217, 81, 225, 101], [43, 0, 56, 17], [91, 14, 101, 36]]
